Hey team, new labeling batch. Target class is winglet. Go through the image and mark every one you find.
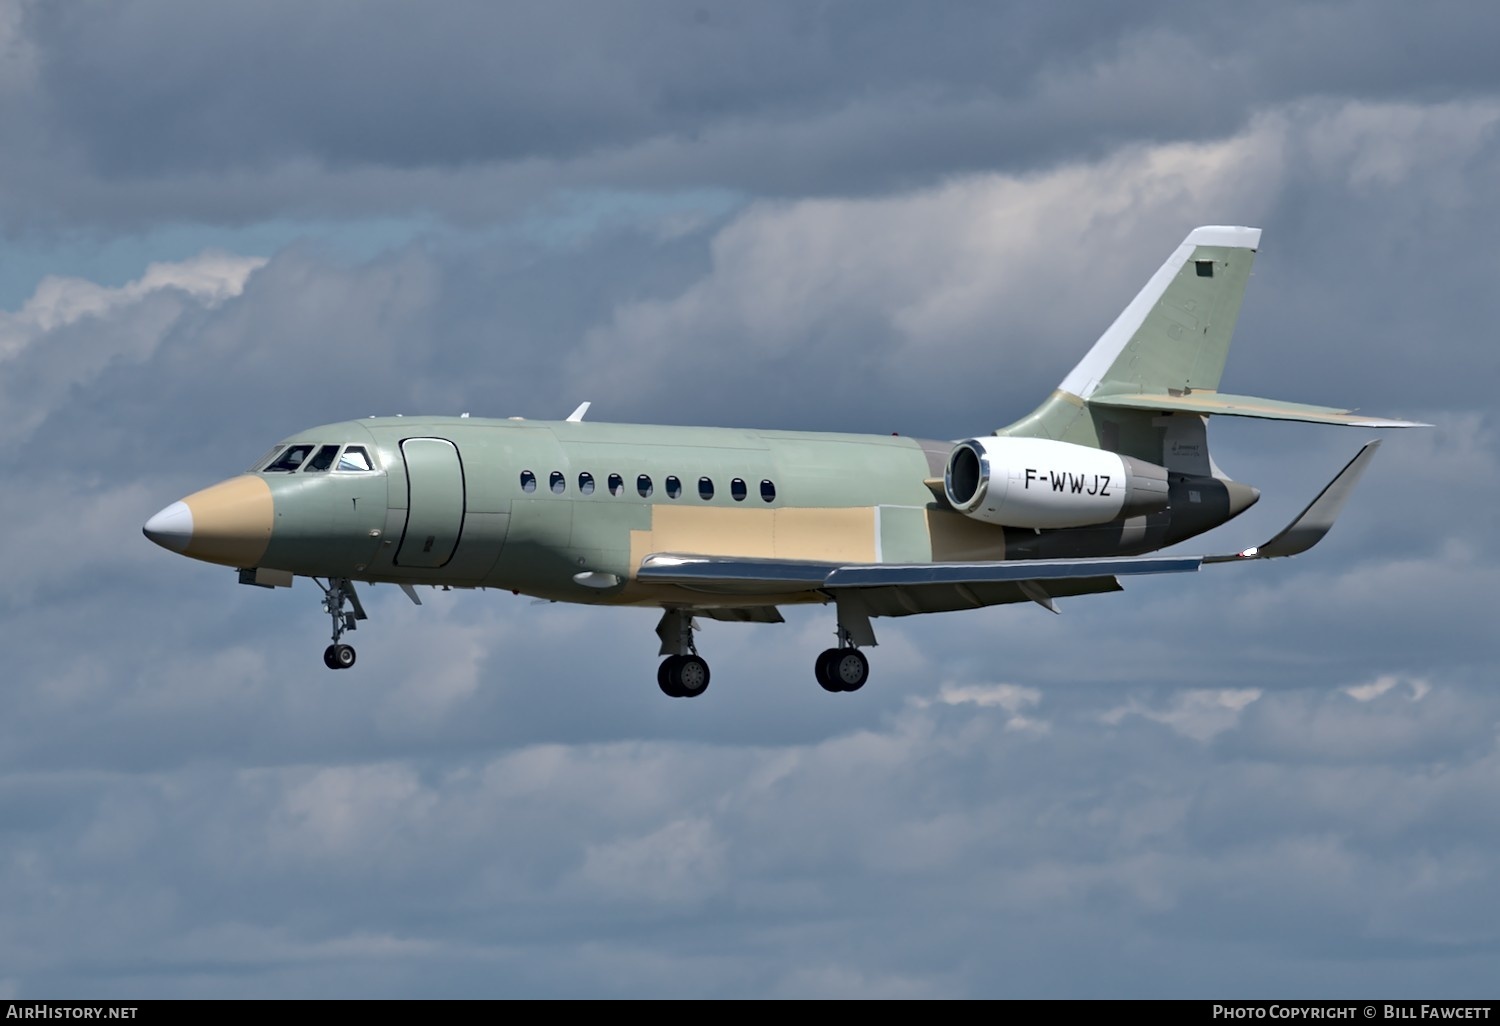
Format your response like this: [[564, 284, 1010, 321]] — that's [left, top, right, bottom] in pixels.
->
[[1205, 441, 1382, 564], [566, 402, 591, 423]]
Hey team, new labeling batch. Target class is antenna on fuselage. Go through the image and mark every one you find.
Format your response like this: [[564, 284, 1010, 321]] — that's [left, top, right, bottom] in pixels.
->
[[566, 402, 591, 423]]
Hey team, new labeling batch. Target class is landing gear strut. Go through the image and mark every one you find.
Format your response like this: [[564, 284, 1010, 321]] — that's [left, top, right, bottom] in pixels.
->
[[315, 577, 367, 670], [655, 609, 710, 698]]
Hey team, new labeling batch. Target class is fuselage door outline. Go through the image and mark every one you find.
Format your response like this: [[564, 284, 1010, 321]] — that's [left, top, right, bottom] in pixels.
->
[[394, 437, 466, 568]]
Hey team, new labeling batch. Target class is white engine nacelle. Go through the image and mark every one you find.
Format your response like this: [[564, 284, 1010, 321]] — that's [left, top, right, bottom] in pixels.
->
[[943, 437, 1170, 529]]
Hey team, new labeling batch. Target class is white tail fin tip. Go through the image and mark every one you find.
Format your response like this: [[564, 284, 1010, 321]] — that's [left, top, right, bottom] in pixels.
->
[[1186, 225, 1261, 249]]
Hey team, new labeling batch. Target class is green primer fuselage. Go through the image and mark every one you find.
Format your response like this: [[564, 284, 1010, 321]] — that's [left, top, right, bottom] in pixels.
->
[[251, 415, 1244, 608]]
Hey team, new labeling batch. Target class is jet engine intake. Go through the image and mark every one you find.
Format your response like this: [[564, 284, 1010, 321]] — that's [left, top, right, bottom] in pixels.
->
[[943, 437, 1170, 529]]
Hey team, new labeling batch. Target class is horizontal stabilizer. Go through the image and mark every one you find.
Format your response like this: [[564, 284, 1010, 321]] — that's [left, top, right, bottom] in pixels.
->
[[1089, 391, 1429, 428], [1206, 440, 1382, 563]]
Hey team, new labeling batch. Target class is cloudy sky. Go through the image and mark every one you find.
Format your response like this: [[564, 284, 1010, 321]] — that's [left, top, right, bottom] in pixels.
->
[[2, 0, 1497, 999]]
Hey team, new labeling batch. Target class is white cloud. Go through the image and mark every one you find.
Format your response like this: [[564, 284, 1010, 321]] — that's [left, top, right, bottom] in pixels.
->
[[1104, 688, 1263, 742], [566, 97, 1500, 431], [569, 125, 1284, 410], [918, 682, 1050, 732], [0, 251, 266, 451], [928, 682, 1042, 713], [1, 251, 264, 352], [1345, 674, 1432, 703]]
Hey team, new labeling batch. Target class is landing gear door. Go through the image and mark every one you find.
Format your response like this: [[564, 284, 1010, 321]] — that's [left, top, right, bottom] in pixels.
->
[[395, 437, 465, 567]]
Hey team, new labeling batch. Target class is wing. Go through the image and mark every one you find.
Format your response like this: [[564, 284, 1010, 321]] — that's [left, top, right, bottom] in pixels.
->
[[638, 553, 1202, 617], [638, 440, 1385, 615]]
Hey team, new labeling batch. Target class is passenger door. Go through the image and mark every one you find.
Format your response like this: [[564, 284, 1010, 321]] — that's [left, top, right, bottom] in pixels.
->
[[395, 437, 465, 567]]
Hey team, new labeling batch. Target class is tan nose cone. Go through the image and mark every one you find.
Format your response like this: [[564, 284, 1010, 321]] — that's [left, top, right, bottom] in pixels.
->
[[143, 475, 274, 567]]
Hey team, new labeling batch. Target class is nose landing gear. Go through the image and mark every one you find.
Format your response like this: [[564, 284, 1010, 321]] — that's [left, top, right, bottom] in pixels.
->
[[315, 577, 367, 670]]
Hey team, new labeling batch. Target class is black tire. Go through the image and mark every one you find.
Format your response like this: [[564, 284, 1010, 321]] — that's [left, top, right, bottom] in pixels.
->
[[658, 656, 685, 698], [334, 644, 357, 669], [323, 645, 340, 670], [815, 649, 842, 693]]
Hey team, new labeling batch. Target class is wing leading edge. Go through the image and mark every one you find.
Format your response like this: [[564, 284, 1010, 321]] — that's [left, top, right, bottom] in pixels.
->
[[638, 441, 1383, 615]]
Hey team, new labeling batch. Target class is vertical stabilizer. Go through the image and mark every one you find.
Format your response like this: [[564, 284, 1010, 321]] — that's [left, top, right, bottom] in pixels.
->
[[1000, 226, 1261, 464]]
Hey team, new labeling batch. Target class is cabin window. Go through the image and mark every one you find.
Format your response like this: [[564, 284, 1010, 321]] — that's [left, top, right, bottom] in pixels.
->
[[304, 444, 340, 472], [637, 474, 653, 498], [760, 479, 776, 503], [665, 475, 682, 499], [579, 472, 595, 495], [550, 471, 566, 494], [520, 470, 537, 493], [731, 478, 747, 501], [608, 473, 624, 496], [698, 476, 714, 500], [266, 444, 314, 472], [337, 446, 373, 472]]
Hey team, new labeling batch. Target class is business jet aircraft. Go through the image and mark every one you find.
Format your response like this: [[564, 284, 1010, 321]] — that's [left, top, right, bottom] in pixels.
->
[[143, 226, 1423, 697]]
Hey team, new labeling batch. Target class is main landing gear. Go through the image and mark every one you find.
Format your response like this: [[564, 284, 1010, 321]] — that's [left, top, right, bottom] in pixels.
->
[[655, 609, 710, 698], [315, 577, 367, 670], [816, 597, 876, 693], [815, 598, 875, 693], [650, 604, 874, 697], [815, 644, 869, 693]]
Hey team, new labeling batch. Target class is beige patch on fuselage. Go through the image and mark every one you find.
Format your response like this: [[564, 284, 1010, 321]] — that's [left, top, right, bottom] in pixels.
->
[[629, 505, 877, 571], [182, 474, 274, 567], [926, 508, 1005, 562]]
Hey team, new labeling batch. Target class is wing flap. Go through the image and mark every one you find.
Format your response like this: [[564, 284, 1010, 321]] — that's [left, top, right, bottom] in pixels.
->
[[696, 606, 786, 624], [850, 576, 1124, 618]]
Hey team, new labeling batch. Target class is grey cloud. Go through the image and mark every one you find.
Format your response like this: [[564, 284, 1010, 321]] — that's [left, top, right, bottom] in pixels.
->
[[7, 683, 1500, 996], [6, 3, 1500, 230]]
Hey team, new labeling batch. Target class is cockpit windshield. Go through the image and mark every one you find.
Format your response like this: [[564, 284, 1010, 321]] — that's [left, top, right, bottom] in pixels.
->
[[337, 446, 373, 471], [304, 445, 341, 472], [248, 445, 283, 472], [260, 443, 377, 473], [266, 444, 315, 472]]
